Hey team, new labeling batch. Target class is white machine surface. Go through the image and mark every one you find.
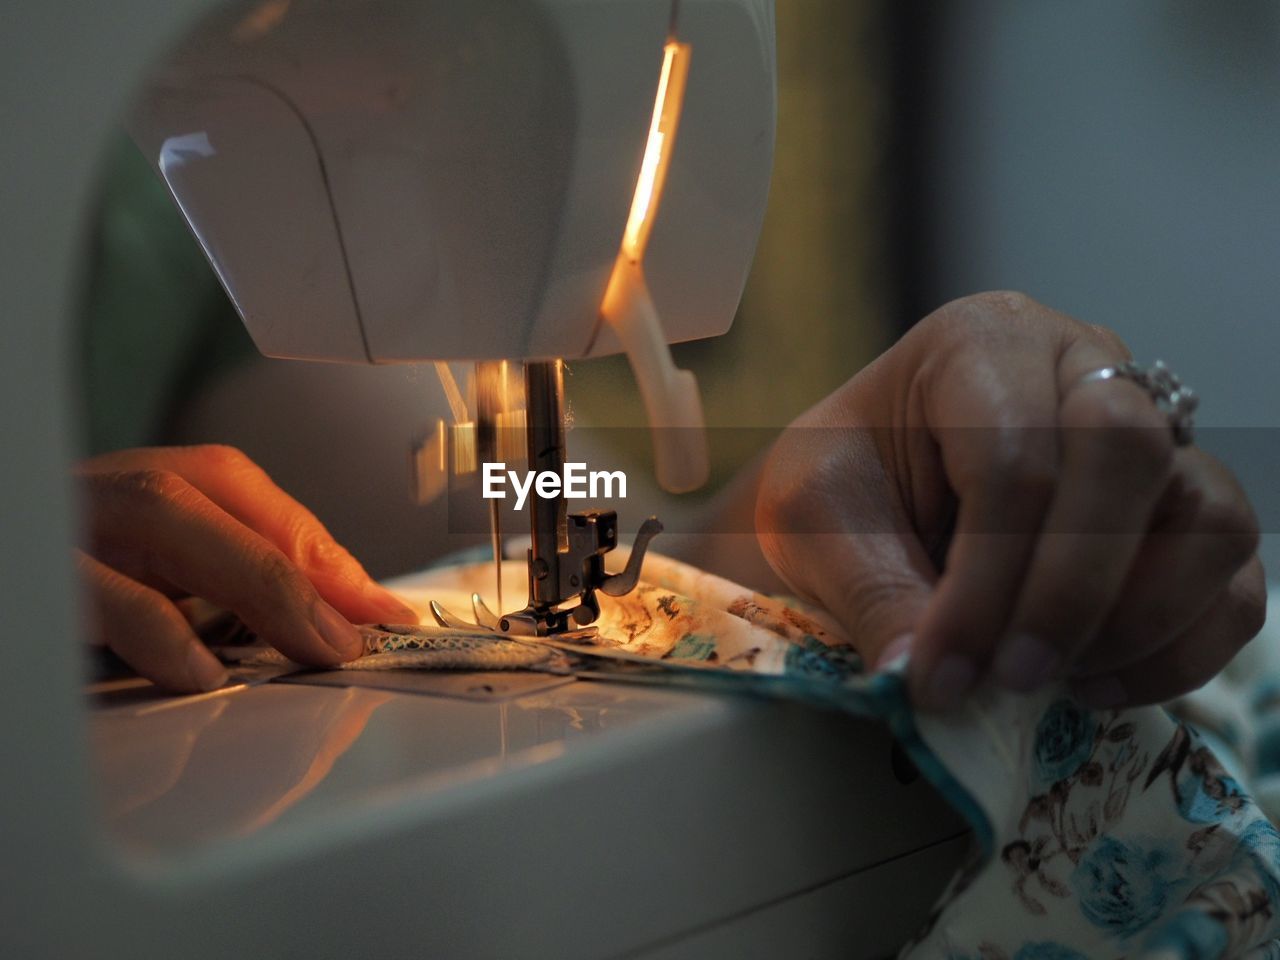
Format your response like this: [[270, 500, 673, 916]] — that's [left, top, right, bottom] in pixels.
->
[[89, 659, 967, 957], [1, 1, 966, 957], [84, 563, 969, 957]]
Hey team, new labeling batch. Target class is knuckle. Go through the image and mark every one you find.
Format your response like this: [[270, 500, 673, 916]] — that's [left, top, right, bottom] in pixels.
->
[[301, 531, 356, 572], [1087, 324, 1133, 360], [758, 434, 851, 536], [276, 510, 348, 570], [833, 569, 922, 638], [924, 290, 1038, 340], [985, 433, 1058, 499], [756, 477, 813, 549], [1237, 594, 1268, 644], [916, 291, 1075, 370], [1197, 497, 1260, 566], [120, 468, 191, 507], [193, 443, 253, 473], [755, 455, 798, 537], [256, 548, 309, 602], [754, 530, 807, 600], [953, 289, 1038, 317], [1230, 571, 1267, 641], [756, 462, 806, 534], [976, 289, 1038, 315], [1199, 465, 1260, 535]]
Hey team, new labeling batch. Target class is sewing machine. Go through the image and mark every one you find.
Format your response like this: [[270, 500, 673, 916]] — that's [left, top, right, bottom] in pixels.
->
[[0, 1, 967, 956], [126, 0, 756, 634]]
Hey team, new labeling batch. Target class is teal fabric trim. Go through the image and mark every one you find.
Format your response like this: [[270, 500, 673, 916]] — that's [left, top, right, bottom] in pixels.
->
[[867, 670, 996, 858]]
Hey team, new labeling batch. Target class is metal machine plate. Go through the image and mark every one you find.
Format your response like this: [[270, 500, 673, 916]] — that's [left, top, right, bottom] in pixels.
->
[[275, 668, 576, 702]]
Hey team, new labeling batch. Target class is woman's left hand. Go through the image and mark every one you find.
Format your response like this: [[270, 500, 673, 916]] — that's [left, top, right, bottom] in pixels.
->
[[755, 292, 1265, 711]]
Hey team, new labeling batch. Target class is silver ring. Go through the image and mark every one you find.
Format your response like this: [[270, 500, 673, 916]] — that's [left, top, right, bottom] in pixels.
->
[[1076, 360, 1198, 446]]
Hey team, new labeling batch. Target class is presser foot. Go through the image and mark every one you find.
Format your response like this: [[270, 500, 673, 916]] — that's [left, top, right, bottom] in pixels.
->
[[426, 515, 663, 638], [426, 594, 600, 642], [508, 513, 663, 636]]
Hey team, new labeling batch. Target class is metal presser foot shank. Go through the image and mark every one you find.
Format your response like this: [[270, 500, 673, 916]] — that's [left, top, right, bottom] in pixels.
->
[[502, 359, 662, 636], [500, 510, 663, 636], [430, 359, 663, 639]]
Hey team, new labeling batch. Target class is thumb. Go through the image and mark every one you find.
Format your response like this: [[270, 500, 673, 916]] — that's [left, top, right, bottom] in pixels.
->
[[755, 431, 937, 670], [764, 531, 936, 670]]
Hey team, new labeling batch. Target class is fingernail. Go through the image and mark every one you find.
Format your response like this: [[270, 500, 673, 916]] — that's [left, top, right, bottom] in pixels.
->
[[994, 633, 1060, 692], [922, 655, 977, 711], [365, 583, 420, 624], [314, 602, 364, 660], [1074, 675, 1127, 709], [187, 644, 229, 692], [875, 633, 914, 671]]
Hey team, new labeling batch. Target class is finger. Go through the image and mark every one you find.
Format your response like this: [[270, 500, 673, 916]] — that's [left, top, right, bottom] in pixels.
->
[[771, 533, 937, 671], [757, 427, 937, 669], [1072, 555, 1266, 707], [908, 322, 1063, 709], [82, 469, 364, 665], [994, 342, 1176, 692], [78, 446, 417, 624], [1074, 450, 1259, 676], [76, 550, 229, 692]]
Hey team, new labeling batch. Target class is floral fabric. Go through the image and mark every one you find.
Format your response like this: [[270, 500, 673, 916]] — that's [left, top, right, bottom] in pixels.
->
[[379, 556, 1280, 959]]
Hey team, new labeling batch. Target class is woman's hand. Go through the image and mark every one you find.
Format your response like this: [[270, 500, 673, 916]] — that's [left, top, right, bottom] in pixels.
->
[[76, 445, 418, 692], [756, 292, 1264, 711]]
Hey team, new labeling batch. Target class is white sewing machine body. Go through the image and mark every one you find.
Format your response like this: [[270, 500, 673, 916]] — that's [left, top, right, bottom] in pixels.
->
[[128, 0, 775, 364], [0, 1, 966, 956], [89, 613, 967, 958]]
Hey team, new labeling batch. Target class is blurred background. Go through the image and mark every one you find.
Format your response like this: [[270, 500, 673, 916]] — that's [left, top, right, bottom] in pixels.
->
[[78, 0, 1280, 576], [911, 1, 1280, 575]]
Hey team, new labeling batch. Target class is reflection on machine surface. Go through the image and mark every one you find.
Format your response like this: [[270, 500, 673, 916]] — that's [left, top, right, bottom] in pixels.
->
[[91, 676, 713, 854]]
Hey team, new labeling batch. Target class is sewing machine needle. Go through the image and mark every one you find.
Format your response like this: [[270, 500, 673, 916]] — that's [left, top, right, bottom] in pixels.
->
[[490, 498, 503, 615]]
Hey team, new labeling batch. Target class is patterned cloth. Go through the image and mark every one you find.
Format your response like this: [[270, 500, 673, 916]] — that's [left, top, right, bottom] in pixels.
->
[[248, 554, 1280, 958]]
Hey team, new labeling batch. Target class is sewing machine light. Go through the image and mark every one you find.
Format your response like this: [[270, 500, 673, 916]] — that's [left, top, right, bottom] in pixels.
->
[[422, 36, 708, 502], [603, 38, 708, 494], [621, 41, 690, 263]]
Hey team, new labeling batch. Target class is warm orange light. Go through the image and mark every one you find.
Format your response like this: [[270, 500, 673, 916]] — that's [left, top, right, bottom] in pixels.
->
[[621, 41, 691, 263]]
